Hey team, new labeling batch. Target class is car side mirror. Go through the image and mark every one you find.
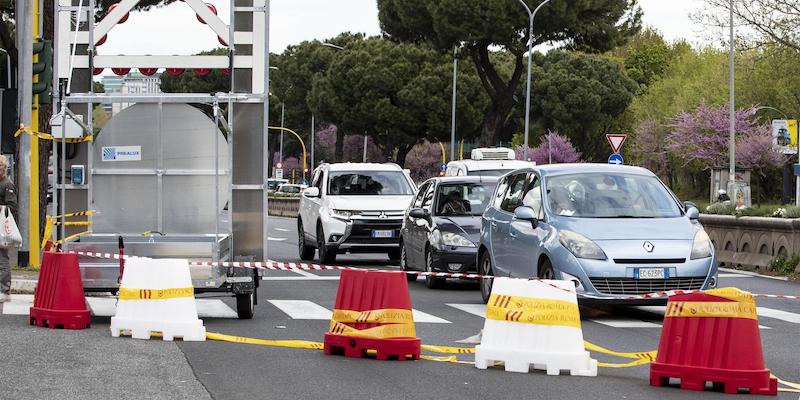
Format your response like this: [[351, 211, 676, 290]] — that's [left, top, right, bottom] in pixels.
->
[[409, 208, 430, 220], [686, 206, 700, 220], [514, 206, 539, 229], [684, 201, 698, 211], [303, 187, 320, 198]]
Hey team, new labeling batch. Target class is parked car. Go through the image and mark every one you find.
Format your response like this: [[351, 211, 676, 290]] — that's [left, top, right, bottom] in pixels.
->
[[444, 147, 535, 177], [478, 164, 718, 304], [298, 163, 417, 264], [267, 178, 289, 192], [400, 176, 499, 288], [276, 183, 304, 194]]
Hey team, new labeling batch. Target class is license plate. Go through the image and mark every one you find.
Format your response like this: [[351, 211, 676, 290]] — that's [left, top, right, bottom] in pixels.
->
[[636, 268, 667, 280], [371, 230, 394, 238]]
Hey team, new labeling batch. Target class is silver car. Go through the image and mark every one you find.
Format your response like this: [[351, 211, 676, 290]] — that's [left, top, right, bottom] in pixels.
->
[[478, 164, 717, 304]]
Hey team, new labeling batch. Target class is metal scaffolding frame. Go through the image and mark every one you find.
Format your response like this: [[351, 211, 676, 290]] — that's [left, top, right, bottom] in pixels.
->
[[52, 0, 270, 261]]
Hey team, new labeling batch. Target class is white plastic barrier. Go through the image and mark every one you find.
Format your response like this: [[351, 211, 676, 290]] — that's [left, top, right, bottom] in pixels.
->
[[110, 258, 206, 341], [475, 277, 597, 376]]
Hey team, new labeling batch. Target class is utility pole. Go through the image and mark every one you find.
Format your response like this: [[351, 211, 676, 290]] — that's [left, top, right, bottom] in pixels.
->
[[450, 45, 457, 162], [362, 134, 367, 162], [16, 0, 33, 267], [310, 114, 315, 178], [279, 102, 284, 162], [727, 0, 736, 204]]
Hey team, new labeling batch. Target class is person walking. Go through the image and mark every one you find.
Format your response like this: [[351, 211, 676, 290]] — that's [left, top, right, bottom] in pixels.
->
[[0, 155, 17, 303]]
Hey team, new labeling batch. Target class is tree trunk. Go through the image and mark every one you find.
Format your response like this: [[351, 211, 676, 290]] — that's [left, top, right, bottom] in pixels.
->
[[334, 127, 344, 162], [469, 45, 524, 147], [394, 143, 415, 168], [479, 103, 510, 147]]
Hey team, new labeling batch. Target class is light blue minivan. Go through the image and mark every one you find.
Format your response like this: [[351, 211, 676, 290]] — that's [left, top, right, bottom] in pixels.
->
[[478, 164, 717, 304]]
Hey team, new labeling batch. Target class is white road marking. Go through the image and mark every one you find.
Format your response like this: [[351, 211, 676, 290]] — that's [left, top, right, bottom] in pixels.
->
[[756, 307, 800, 324], [446, 303, 487, 318], [1, 294, 34, 315], [262, 268, 340, 281], [718, 273, 751, 278], [267, 237, 287, 242], [589, 319, 661, 328], [269, 300, 332, 320], [3, 295, 237, 319], [411, 310, 450, 324]]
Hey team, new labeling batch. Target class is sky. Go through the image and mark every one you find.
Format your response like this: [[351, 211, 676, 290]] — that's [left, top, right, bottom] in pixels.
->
[[97, 0, 709, 57]]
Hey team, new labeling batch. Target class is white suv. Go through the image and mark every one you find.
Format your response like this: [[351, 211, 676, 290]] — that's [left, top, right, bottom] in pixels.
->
[[298, 163, 417, 264]]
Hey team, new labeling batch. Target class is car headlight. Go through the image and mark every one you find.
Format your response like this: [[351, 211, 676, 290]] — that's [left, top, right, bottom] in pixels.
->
[[690, 229, 712, 259], [434, 231, 475, 248], [329, 209, 356, 220], [559, 230, 607, 260]]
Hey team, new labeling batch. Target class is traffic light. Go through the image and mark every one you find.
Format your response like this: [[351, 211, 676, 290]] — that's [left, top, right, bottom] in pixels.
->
[[32, 39, 52, 104]]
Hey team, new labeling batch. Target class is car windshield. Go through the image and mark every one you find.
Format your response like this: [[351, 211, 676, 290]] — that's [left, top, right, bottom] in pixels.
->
[[467, 169, 512, 177], [327, 171, 413, 196], [435, 182, 496, 216], [545, 173, 682, 218]]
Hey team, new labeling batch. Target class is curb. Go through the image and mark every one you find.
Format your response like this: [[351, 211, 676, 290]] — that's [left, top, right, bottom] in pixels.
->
[[719, 267, 789, 282], [10, 279, 37, 294]]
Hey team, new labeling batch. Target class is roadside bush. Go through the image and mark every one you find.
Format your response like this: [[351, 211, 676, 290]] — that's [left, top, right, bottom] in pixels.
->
[[769, 255, 800, 275], [737, 206, 776, 217], [782, 206, 800, 218], [705, 203, 735, 215]]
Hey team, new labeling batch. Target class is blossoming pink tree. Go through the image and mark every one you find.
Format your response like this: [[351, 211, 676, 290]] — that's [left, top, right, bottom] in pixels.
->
[[515, 131, 582, 164]]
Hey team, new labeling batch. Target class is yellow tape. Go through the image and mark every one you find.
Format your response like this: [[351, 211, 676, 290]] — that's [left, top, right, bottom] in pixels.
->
[[206, 332, 325, 350], [41, 218, 53, 249], [420, 355, 458, 363], [705, 287, 755, 305], [778, 377, 800, 390], [583, 340, 658, 368], [52, 210, 94, 219], [52, 221, 92, 226], [54, 230, 91, 245], [118, 287, 195, 300], [14, 125, 93, 143], [332, 308, 414, 324], [665, 301, 757, 320], [485, 294, 581, 329], [420, 344, 476, 354], [328, 321, 416, 339]]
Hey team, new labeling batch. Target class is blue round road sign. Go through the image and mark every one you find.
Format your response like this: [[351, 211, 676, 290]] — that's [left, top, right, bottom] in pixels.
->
[[440, 163, 447, 172], [608, 153, 624, 165]]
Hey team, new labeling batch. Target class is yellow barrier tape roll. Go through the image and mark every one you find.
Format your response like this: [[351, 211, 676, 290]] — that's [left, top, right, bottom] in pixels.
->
[[206, 332, 325, 350], [14, 125, 93, 143], [485, 294, 581, 329], [332, 308, 414, 324], [583, 340, 657, 368], [420, 355, 458, 363], [420, 344, 476, 354], [118, 287, 195, 300], [328, 321, 416, 339], [665, 301, 757, 320]]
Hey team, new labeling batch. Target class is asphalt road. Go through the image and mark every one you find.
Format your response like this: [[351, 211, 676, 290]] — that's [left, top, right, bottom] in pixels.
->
[[1, 215, 799, 400]]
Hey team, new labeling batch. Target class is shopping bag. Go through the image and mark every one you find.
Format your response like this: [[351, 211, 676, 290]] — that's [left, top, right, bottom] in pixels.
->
[[0, 206, 22, 248]]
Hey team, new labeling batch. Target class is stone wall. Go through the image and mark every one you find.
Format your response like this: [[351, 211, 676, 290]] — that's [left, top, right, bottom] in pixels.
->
[[699, 214, 800, 272], [268, 197, 300, 218]]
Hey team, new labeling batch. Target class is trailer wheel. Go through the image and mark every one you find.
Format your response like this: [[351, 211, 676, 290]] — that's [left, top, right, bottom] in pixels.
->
[[236, 292, 254, 319]]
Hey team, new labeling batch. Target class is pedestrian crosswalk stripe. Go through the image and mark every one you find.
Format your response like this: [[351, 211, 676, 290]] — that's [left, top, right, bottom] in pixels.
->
[[268, 300, 451, 323], [0, 295, 238, 319], [756, 307, 800, 324], [269, 300, 332, 320], [589, 319, 661, 328], [718, 273, 752, 278], [446, 303, 487, 318]]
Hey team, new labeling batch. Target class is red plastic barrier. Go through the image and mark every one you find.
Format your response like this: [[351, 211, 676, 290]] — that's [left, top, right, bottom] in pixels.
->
[[29, 252, 91, 330], [650, 288, 777, 395], [323, 269, 420, 360]]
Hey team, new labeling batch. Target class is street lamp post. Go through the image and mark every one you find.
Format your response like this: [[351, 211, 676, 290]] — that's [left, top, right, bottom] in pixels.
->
[[450, 45, 458, 162], [517, 0, 553, 161], [727, 0, 736, 204]]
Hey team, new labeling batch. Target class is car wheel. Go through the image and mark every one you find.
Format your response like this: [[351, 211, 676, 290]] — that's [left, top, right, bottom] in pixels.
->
[[538, 258, 556, 280], [400, 241, 416, 282], [317, 224, 337, 265], [236, 292, 254, 319], [298, 219, 315, 261], [425, 248, 445, 289], [480, 251, 494, 304]]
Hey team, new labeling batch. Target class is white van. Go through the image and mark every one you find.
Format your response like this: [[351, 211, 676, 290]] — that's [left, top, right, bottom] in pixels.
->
[[445, 147, 535, 177]]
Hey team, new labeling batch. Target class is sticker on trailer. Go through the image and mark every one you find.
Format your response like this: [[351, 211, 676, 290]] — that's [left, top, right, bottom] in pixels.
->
[[102, 146, 142, 162]]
